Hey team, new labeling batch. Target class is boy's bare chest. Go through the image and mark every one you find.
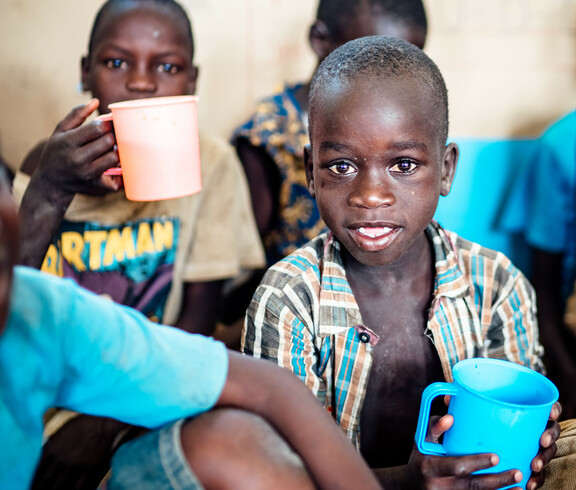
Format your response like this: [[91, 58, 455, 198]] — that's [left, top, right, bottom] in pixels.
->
[[355, 288, 445, 467]]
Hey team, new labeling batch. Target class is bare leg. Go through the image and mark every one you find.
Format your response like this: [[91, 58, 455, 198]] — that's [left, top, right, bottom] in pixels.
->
[[180, 408, 315, 490]]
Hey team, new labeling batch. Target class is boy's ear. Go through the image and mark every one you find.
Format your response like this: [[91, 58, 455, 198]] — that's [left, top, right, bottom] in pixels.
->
[[309, 20, 333, 61], [80, 56, 90, 92], [187, 65, 199, 95], [304, 145, 316, 197], [440, 142, 459, 196]]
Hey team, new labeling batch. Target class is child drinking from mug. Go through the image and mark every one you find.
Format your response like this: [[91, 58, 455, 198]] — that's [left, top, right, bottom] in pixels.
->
[[13, 0, 263, 486]]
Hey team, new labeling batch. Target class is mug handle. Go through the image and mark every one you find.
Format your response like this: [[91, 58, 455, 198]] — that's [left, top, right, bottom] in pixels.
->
[[414, 382, 459, 456], [95, 114, 122, 176]]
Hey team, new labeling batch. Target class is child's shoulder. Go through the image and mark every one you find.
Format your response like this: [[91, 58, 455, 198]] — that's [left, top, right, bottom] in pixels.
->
[[438, 224, 525, 283], [198, 130, 237, 168], [252, 233, 332, 316], [444, 228, 503, 261], [542, 110, 576, 141], [197, 129, 249, 183], [263, 232, 331, 282]]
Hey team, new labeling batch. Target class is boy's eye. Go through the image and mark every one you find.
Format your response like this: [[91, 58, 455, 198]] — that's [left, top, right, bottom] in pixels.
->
[[328, 161, 356, 175], [105, 58, 128, 70], [391, 159, 418, 173], [156, 63, 181, 74]]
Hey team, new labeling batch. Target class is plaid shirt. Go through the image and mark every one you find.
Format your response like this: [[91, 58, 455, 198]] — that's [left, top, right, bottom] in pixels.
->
[[243, 221, 544, 447]]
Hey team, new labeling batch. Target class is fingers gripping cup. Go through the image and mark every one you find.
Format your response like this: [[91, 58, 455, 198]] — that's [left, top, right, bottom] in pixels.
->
[[414, 358, 558, 490], [99, 95, 202, 201]]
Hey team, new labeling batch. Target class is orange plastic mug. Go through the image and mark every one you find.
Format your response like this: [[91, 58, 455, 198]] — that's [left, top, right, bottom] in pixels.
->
[[98, 95, 202, 201]]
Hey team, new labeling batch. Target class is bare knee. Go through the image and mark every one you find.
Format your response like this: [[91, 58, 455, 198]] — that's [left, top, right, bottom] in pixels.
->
[[180, 408, 315, 490]]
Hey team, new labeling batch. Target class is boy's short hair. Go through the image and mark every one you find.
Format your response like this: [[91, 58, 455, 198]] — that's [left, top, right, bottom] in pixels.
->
[[316, 0, 428, 41], [88, 0, 194, 58], [309, 35, 449, 144]]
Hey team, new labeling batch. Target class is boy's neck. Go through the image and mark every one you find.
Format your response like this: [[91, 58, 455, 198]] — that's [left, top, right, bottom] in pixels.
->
[[342, 231, 435, 292]]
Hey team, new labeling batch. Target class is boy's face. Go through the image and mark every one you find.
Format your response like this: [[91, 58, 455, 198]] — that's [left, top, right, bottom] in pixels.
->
[[82, 5, 198, 114], [0, 173, 18, 336], [306, 75, 457, 269]]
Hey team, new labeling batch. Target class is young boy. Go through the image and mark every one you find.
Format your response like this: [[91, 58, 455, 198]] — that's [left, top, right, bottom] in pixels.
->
[[13, 0, 262, 485], [0, 168, 380, 490], [243, 36, 563, 488]]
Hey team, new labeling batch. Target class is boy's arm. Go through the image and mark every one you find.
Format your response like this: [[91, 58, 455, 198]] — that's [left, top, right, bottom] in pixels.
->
[[531, 247, 576, 418], [17, 100, 119, 268], [176, 280, 224, 336], [235, 137, 281, 238], [219, 352, 380, 490]]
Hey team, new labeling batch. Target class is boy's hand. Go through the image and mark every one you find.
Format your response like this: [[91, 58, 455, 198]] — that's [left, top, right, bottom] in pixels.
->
[[34, 98, 121, 197], [526, 401, 561, 490], [405, 415, 524, 489], [18, 99, 122, 268]]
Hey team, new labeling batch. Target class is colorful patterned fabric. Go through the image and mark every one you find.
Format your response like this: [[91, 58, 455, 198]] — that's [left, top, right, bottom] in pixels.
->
[[233, 83, 326, 265], [243, 221, 544, 447]]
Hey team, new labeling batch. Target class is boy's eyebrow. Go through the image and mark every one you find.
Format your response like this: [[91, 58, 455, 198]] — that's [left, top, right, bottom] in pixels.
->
[[319, 141, 351, 152], [389, 140, 428, 152], [97, 43, 133, 56], [319, 140, 428, 152], [99, 43, 188, 58]]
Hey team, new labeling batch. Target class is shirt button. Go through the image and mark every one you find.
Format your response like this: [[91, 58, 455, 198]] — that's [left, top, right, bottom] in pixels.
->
[[359, 332, 370, 343]]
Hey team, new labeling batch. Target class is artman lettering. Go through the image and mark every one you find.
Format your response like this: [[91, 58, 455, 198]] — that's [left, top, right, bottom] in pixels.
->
[[41, 217, 180, 321]]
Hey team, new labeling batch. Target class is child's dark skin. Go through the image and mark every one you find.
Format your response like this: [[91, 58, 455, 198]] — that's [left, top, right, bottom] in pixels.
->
[[305, 69, 561, 489]]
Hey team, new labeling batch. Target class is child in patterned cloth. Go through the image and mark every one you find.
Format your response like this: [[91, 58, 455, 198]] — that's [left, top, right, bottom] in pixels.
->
[[243, 35, 565, 489]]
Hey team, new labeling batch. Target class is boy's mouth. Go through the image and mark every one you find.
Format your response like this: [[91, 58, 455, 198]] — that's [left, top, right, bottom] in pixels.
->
[[348, 225, 401, 252]]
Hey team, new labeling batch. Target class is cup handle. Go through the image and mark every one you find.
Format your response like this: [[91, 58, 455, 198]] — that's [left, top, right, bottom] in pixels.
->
[[95, 113, 122, 175], [414, 382, 458, 456], [95, 113, 113, 122]]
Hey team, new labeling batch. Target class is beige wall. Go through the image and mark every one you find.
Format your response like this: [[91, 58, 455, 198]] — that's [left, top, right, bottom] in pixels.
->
[[0, 0, 575, 172]]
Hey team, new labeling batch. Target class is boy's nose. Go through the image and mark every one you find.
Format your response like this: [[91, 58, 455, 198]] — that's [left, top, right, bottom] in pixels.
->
[[349, 175, 395, 208], [126, 69, 157, 93]]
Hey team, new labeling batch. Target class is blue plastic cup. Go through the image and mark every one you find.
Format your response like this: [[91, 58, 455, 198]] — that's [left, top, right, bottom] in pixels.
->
[[415, 358, 558, 489]]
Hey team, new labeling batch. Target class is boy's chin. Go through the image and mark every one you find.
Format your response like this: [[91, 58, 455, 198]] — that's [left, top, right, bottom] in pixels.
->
[[340, 244, 400, 269]]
